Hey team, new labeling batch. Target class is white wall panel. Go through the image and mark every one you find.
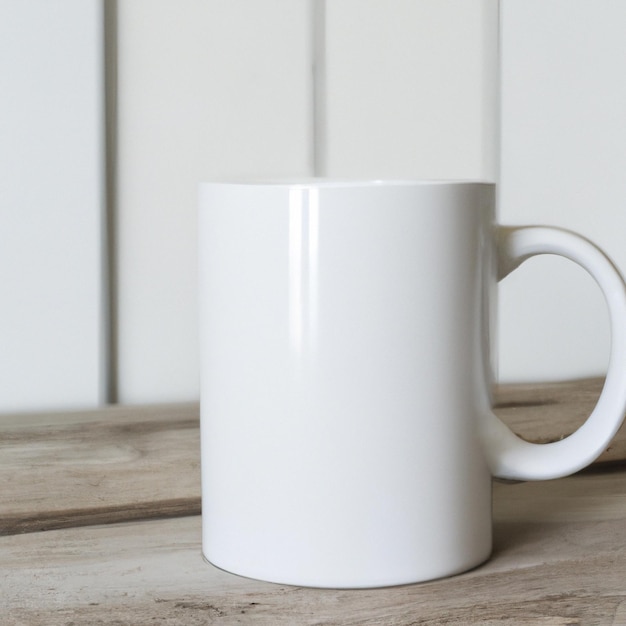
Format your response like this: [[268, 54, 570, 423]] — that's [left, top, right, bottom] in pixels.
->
[[323, 0, 499, 180], [0, 0, 106, 412], [116, 0, 312, 403], [499, 0, 626, 381]]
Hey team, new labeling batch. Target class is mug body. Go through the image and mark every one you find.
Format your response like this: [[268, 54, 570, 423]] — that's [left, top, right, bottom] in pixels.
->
[[199, 180, 496, 588]]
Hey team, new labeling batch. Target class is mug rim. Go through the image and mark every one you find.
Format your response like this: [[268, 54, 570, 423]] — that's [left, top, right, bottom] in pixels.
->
[[200, 178, 495, 189]]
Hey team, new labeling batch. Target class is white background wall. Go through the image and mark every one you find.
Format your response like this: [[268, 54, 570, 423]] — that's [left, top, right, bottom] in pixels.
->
[[323, 0, 498, 181], [499, 0, 626, 382], [115, 0, 312, 403], [0, 0, 106, 412], [2, 0, 624, 411]]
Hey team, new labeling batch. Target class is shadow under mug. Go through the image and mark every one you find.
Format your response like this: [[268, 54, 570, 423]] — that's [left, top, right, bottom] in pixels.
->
[[198, 179, 626, 588]]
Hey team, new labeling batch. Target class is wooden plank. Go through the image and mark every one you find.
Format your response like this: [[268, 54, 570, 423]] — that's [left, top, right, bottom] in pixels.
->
[[0, 403, 201, 536], [494, 377, 626, 464], [2, 470, 626, 624], [2, 378, 625, 536]]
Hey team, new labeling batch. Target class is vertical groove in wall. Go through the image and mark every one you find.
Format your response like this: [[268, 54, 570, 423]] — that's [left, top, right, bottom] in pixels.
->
[[479, 0, 501, 187], [312, 0, 326, 177], [494, 0, 502, 209], [104, 0, 118, 403]]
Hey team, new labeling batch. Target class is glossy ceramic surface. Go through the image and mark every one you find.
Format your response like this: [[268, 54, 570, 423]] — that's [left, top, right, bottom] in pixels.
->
[[198, 180, 626, 588]]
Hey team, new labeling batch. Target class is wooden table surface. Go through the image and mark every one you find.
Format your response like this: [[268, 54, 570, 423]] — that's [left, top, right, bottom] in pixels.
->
[[2, 378, 626, 625]]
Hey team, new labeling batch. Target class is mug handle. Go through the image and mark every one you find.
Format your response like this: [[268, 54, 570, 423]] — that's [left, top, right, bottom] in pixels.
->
[[482, 225, 626, 481]]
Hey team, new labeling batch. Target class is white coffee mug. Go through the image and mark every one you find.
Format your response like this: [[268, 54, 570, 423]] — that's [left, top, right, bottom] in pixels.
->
[[198, 180, 626, 588]]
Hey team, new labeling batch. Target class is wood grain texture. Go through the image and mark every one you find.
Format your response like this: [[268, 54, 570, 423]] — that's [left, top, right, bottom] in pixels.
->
[[3, 470, 626, 625], [2, 378, 626, 537], [494, 377, 626, 464], [0, 403, 201, 535]]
